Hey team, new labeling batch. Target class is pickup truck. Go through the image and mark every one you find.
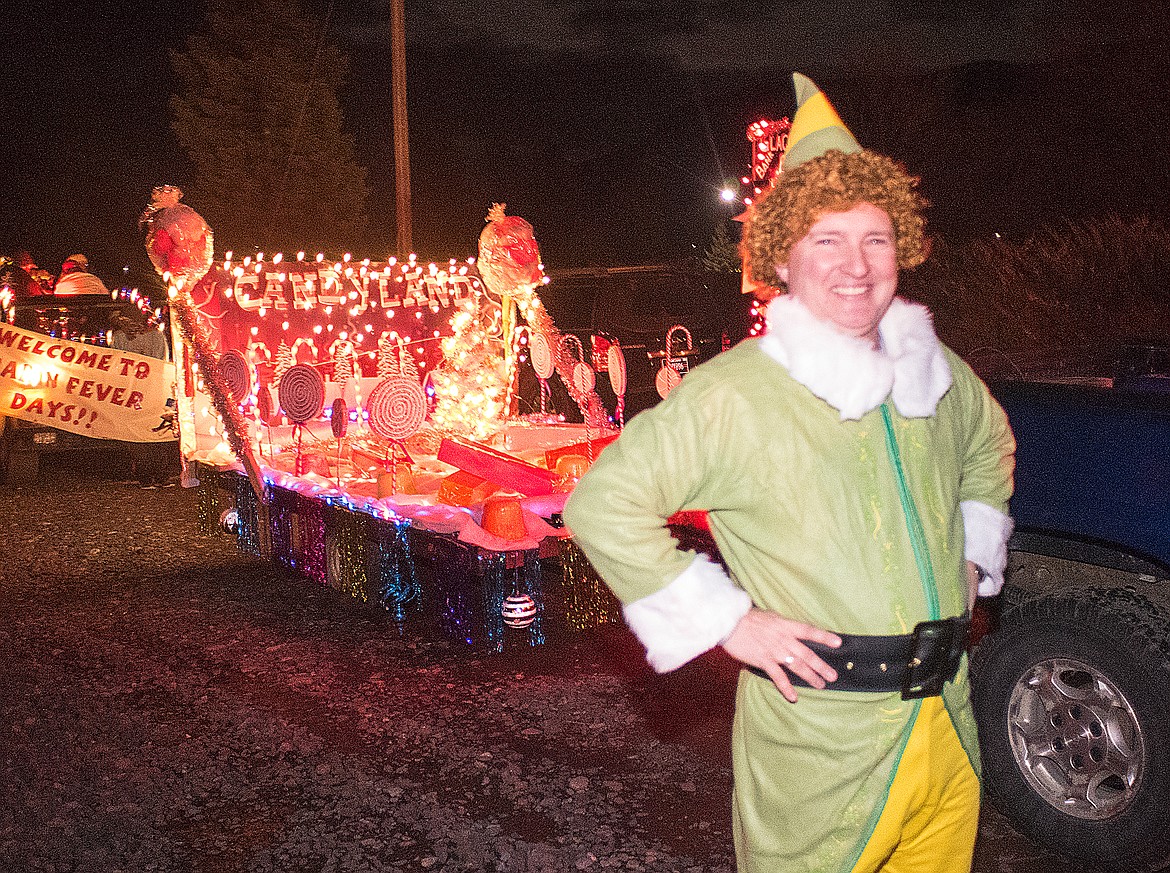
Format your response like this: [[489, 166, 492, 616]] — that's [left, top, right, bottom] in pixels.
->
[[972, 371, 1170, 872]]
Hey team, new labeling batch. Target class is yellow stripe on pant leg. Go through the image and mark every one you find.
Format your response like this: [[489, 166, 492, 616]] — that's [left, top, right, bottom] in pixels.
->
[[850, 696, 980, 873]]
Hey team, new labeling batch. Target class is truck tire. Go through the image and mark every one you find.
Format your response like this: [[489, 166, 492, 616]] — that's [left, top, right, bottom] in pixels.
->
[[971, 590, 1170, 872]]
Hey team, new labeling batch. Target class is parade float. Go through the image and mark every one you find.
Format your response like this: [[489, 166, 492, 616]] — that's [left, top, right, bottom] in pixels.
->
[[142, 188, 661, 650]]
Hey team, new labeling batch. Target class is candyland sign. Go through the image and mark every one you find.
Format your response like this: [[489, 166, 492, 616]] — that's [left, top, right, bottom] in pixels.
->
[[192, 257, 479, 374]]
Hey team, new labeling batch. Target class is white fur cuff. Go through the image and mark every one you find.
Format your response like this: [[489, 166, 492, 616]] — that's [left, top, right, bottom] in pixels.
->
[[962, 500, 1015, 596], [622, 554, 753, 672]]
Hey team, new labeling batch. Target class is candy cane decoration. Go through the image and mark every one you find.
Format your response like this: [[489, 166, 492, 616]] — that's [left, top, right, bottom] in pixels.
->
[[290, 337, 320, 366], [656, 324, 692, 400], [560, 334, 598, 457], [246, 342, 273, 458], [511, 286, 607, 430]]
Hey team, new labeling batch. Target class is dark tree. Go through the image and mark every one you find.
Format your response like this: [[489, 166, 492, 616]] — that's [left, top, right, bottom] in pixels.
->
[[169, 0, 370, 254], [702, 220, 742, 273]]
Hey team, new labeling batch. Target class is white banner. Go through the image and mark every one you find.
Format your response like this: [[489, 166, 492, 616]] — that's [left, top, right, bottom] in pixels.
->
[[0, 323, 176, 442]]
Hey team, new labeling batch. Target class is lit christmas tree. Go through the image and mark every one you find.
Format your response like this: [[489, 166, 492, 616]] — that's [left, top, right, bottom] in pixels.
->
[[273, 340, 294, 388], [377, 334, 399, 378], [429, 296, 509, 439], [333, 340, 356, 386]]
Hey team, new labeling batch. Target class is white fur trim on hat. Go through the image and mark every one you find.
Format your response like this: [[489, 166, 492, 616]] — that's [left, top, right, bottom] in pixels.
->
[[622, 554, 753, 673]]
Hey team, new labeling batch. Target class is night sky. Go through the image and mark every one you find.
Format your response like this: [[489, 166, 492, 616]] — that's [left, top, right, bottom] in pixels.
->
[[4, 0, 1168, 283]]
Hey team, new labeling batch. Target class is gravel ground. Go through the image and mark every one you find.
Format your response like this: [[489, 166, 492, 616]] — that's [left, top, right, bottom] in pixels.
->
[[2, 457, 1101, 872]]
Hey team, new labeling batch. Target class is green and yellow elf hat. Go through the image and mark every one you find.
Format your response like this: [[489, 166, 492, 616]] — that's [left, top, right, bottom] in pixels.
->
[[782, 72, 862, 170]]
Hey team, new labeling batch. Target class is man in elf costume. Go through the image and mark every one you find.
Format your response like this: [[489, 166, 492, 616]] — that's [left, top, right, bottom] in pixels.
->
[[563, 73, 1015, 873]]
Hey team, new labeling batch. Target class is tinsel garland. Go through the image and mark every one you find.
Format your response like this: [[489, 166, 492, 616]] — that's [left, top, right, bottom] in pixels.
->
[[171, 287, 266, 501], [558, 539, 622, 630], [293, 494, 327, 586], [234, 470, 263, 557], [205, 471, 619, 649], [519, 551, 547, 647], [267, 487, 296, 569], [374, 520, 421, 622], [195, 463, 224, 536], [327, 507, 374, 603], [479, 551, 509, 652], [423, 536, 478, 645]]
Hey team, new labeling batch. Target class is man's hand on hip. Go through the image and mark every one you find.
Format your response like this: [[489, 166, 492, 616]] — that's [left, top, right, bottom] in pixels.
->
[[721, 608, 842, 703]]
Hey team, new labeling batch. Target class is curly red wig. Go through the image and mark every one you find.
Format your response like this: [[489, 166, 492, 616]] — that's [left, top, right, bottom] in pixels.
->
[[742, 149, 928, 294]]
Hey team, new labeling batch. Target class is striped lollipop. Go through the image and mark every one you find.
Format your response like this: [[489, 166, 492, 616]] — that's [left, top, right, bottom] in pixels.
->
[[366, 376, 427, 442], [218, 350, 252, 403], [530, 332, 554, 380], [278, 363, 326, 423]]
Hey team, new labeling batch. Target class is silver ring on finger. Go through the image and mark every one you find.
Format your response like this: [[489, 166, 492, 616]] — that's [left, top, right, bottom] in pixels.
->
[[783, 655, 795, 665]]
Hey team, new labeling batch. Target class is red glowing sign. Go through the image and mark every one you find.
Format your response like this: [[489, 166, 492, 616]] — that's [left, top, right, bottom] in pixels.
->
[[745, 117, 791, 195]]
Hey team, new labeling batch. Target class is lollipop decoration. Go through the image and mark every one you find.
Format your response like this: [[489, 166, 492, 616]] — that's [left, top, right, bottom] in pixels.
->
[[477, 204, 545, 423], [278, 364, 326, 423], [139, 184, 214, 289], [476, 206, 606, 429], [607, 341, 627, 427], [478, 203, 544, 296], [530, 331, 554, 414], [218, 350, 253, 405], [140, 184, 265, 501], [655, 361, 682, 399], [559, 334, 604, 461], [366, 375, 428, 494], [559, 335, 596, 419], [331, 398, 349, 484], [278, 363, 326, 476]]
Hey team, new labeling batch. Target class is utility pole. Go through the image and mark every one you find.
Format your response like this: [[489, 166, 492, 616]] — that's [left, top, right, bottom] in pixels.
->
[[390, 0, 412, 256]]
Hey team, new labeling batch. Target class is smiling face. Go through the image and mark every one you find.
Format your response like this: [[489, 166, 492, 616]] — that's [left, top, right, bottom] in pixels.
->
[[777, 202, 899, 346]]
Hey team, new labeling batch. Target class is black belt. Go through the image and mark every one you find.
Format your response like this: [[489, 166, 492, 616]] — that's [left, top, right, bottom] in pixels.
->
[[745, 614, 970, 700]]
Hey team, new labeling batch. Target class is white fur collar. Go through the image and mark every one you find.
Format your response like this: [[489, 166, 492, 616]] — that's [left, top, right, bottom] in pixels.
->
[[758, 295, 952, 420]]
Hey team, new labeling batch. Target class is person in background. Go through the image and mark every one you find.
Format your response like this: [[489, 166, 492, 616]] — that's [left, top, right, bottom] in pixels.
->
[[1, 252, 51, 299], [112, 305, 173, 486], [54, 253, 110, 296], [18, 252, 52, 296], [111, 305, 168, 361], [563, 73, 1015, 872]]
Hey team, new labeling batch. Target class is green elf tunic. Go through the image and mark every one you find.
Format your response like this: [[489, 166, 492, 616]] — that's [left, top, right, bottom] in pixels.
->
[[563, 295, 1015, 873]]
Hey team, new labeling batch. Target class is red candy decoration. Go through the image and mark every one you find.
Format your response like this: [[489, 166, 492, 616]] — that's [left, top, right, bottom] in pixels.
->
[[331, 398, 349, 439], [256, 386, 275, 425], [278, 364, 325, 423], [366, 376, 427, 442], [218, 350, 252, 403]]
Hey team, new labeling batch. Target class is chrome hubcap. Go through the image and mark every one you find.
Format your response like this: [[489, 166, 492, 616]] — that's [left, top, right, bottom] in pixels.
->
[[1007, 657, 1144, 819]]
